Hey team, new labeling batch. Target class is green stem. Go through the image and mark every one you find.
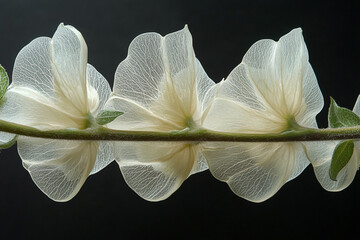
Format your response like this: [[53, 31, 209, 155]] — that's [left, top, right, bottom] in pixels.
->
[[1, 119, 360, 142]]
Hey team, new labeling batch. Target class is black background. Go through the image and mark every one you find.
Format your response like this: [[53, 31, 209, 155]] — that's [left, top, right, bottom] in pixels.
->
[[1, 0, 359, 239]]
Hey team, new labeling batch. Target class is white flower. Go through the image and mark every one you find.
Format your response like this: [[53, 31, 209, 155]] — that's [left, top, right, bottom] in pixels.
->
[[104, 26, 216, 201], [202, 28, 324, 202], [308, 95, 360, 191], [0, 23, 113, 201]]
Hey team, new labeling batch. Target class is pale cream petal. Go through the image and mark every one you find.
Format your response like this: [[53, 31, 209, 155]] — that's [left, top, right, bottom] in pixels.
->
[[0, 87, 84, 129], [18, 137, 97, 201], [90, 141, 114, 175], [202, 142, 304, 202], [306, 141, 359, 191], [202, 29, 322, 202], [288, 143, 310, 180], [11, 37, 54, 98], [113, 26, 214, 123], [216, 28, 321, 125], [105, 96, 183, 131], [109, 27, 214, 200], [196, 60, 219, 123], [353, 95, 360, 116], [273, 28, 308, 84], [50, 23, 89, 115], [193, 151, 208, 174], [296, 63, 324, 128], [203, 97, 287, 134], [86, 64, 111, 115], [114, 26, 195, 107], [114, 141, 199, 201], [0, 132, 16, 147], [113, 31, 165, 107]]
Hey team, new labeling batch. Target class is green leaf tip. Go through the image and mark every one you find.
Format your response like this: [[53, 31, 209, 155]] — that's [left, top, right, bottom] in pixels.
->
[[329, 140, 354, 181], [0, 64, 9, 99], [95, 110, 123, 125], [328, 97, 360, 128]]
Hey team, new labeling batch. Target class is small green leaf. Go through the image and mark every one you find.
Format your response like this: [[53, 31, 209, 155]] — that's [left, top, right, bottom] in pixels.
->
[[329, 140, 354, 181], [95, 110, 123, 125], [0, 64, 9, 99], [328, 97, 360, 128]]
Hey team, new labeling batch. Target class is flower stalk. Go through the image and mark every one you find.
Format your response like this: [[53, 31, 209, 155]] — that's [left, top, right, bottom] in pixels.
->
[[1, 118, 360, 142]]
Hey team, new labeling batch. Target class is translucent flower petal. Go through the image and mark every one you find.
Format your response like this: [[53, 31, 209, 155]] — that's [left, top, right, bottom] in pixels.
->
[[353, 95, 360, 116], [0, 87, 82, 129], [108, 26, 215, 200], [11, 37, 54, 98], [0, 132, 16, 147], [18, 137, 98, 201], [106, 96, 183, 131], [202, 142, 308, 202], [113, 26, 214, 114], [86, 64, 111, 115], [90, 141, 114, 175], [0, 24, 113, 200], [203, 28, 322, 201], [115, 141, 203, 201], [51, 23, 89, 115]]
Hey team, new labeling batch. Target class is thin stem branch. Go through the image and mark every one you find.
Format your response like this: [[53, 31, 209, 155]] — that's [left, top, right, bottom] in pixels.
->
[[1, 119, 360, 142]]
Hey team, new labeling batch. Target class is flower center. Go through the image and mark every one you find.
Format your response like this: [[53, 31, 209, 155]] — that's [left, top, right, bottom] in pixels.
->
[[184, 116, 197, 130]]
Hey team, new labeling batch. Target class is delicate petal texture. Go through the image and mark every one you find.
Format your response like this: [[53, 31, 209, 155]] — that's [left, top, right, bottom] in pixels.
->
[[1, 87, 84, 129], [18, 137, 97, 201], [86, 64, 111, 115], [203, 28, 323, 202], [114, 142, 205, 201], [51, 23, 89, 115], [353, 95, 360, 116], [308, 96, 360, 191], [0, 23, 113, 201], [11, 37, 54, 98], [202, 142, 308, 202], [106, 26, 215, 201], [0, 132, 15, 147], [90, 141, 114, 175]]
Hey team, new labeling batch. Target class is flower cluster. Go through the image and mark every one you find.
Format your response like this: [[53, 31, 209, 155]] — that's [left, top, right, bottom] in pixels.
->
[[0, 23, 358, 202]]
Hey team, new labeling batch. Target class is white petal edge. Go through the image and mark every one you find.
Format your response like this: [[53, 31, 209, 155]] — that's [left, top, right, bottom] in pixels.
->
[[115, 141, 202, 201], [113, 25, 215, 112], [0, 132, 16, 148], [11, 37, 54, 98], [50, 23, 89, 115], [0, 87, 83, 129], [202, 142, 307, 202], [353, 94, 360, 116], [18, 137, 98, 201]]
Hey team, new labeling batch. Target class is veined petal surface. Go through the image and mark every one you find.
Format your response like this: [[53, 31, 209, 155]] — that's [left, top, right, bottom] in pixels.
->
[[203, 28, 323, 202], [106, 26, 215, 201], [0, 132, 16, 148], [19, 137, 98, 201], [202, 142, 308, 202], [0, 23, 113, 201]]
